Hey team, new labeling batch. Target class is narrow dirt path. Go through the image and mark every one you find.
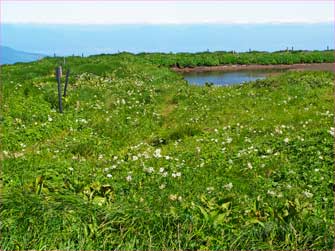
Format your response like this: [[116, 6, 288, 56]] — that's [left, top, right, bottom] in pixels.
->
[[160, 95, 177, 128]]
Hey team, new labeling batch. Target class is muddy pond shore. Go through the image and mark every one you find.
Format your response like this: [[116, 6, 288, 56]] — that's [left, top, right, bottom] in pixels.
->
[[172, 63, 334, 73]]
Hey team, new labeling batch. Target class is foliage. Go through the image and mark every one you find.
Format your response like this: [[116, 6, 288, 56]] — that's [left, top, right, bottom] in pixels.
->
[[137, 50, 335, 67], [1, 53, 334, 250]]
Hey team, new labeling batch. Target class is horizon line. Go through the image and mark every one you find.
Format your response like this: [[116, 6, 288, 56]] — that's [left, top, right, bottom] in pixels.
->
[[2, 20, 334, 25], [2, 45, 333, 54]]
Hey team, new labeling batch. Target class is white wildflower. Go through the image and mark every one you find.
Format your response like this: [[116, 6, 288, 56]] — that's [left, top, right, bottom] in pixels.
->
[[126, 175, 132, 182], [206, 187, 214, 193], [275, 127, 283, 134], [153, 148, 162, 158], [169, 194, 177, 201], [267, 190, 276, 196], [107, 174, 112, 178], [284, 137, 289, 143], [303, 190, 313, 198], [223, 183, 233, 190], [14, 152, 24, 158], [145, 167, 154, 174], [172, 172, 181, 178]]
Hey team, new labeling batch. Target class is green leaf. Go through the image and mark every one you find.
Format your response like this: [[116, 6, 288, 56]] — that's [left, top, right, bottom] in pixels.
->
[[221, 202, 231, 210], [92, 196, 106, 206], [247, 218, 264, 227]]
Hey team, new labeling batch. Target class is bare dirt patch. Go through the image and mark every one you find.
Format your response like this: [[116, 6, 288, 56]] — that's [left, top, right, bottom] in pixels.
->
[[172, 63, 334, 73]]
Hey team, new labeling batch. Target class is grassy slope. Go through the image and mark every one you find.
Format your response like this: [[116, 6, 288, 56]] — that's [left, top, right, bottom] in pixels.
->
[[1, 54, 334, 250]]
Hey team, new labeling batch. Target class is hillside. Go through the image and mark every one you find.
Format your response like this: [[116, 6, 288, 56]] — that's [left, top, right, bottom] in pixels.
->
[[0, 46, 46, 65], [1, 53, 334, 250]]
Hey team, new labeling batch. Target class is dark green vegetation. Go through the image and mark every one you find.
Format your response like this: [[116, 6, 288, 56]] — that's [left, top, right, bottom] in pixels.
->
[[137, 50, 334, 67], [1, 52, 334, 250]]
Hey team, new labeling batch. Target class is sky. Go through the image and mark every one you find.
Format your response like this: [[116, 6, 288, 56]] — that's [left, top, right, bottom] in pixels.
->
[[1, 1, 334, 24]]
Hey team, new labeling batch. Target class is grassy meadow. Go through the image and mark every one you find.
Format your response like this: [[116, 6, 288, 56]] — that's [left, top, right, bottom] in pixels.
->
[[1, 52, 334, 250]]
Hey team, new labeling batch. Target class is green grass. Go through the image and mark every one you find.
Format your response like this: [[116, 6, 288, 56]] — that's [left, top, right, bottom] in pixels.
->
[[1, 53, 334, 250]]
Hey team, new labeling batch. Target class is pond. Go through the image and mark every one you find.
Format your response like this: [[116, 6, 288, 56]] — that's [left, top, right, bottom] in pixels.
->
[[183, 69, 286, 86]]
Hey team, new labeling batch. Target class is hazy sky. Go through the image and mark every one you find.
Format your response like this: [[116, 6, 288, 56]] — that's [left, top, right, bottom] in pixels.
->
[[2, 1, 334, 24]]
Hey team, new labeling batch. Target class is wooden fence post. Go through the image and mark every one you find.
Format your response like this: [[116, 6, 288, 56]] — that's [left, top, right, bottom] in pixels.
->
[[56, 66, 63, 113]]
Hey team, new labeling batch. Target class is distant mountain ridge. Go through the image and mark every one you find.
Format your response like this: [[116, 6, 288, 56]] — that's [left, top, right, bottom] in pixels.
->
[[0, 46, 46, 65]]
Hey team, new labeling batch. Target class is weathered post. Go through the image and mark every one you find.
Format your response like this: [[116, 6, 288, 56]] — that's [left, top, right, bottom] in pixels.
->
[[63, 69, 70, 97], [63, 57, 66, 65], [55, 66, 63, 113]]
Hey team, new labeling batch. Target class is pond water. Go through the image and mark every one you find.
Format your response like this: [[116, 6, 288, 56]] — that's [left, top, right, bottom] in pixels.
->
[[183, 69, 286, 86]]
